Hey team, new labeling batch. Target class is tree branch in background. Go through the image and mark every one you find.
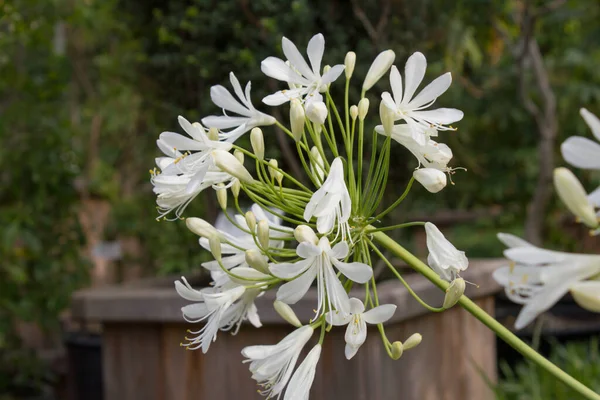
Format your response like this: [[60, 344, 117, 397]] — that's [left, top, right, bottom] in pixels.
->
[[350, 0, 391, 50]]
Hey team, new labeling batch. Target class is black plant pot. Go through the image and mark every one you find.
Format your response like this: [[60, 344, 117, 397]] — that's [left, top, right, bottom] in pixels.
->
[[65, 332, 103, 400]]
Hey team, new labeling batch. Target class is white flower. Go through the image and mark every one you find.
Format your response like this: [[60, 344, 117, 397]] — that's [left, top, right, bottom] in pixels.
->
[[494, 233, 600, 329], [326, 298, 396, 359], [425, 222, 468, 281], [242, 325, 314, 398], [305, 96, 328, 125], [303, 157, 351, 236], [152, 116, 234, 218], [381, 52, 463, 144], [283, 344, 321, 400], [175, 279, 246, 353], [202, 72, 276, 143], [261, 33, 345, 106], [270, 237, 373, 318]]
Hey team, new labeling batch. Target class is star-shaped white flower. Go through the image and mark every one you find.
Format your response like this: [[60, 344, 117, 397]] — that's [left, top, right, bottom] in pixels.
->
[[202, 72, 276, 143], [381, 52, 463, 144], [326, 298, 396, 359], [261, 33, 345, 106], [303, 157, 351, 237], [425, 222, 469, 281], [242, 325, 314, 398], [270, 236, 372, 318], [494, 233, 600, 329]]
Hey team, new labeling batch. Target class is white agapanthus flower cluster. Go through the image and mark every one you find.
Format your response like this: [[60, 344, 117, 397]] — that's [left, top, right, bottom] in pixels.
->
[[150, 33, 470, 398], [495, 109, 600, 329]]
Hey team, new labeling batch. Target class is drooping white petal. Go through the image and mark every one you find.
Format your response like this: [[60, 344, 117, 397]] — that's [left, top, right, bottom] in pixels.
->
[[296, 242, 322, 259], [344, 317, 367, 348], [331, 259, 373, 284], [270, 259, 313, 279], [362, 304, 397, 324], [283, 344, 321, 400], [325, 310, 353, 326], [561, 136, 600, 170], [329, 241, 349, 259], [175, 277, 204, 301], [345, 344, 360, 360], [276, 265, 317, 304]]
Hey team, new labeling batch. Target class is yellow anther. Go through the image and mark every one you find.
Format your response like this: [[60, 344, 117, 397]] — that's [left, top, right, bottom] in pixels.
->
[[509, 261, 516, 273]]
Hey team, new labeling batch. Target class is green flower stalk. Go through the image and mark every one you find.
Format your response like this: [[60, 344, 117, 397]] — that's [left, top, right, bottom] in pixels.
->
[[150, 33, 600, 399]]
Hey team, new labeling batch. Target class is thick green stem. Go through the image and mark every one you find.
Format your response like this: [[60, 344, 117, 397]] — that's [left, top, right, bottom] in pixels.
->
[[371, 230, 600, 400]]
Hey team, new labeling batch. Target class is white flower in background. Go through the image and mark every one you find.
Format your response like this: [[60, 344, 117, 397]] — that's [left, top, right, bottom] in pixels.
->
[[283, 344, 322, 400], [304, 157, 351, 236], [326, 298, 396, 359], [202, 72, 276, 143], [494, 233, 600, 329], [553, 167, 598, 229], [381, 52, 463, 144], [261, 33, 345, 106], [242, 325, 314, 398], [271, 236, 373, 318], [425, 222, 469, 281], [175, 279, 246, 353]]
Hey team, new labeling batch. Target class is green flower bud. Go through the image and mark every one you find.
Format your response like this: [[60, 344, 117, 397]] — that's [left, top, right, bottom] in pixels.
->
[[403, 333, 422, 350], [391, 341, 404, 360], [350, 105, 358, 121], [250, 128, 265, 160], [257, 220, 270, 250], [231, 180, 241, 198], [290, 99, 305, 142], [209, 235, 222, 262], [358, 98, 369, 120], [443, 278, 466, 309], [274, 301, 302, 327], [363, 49, 395, 91], [245, 211, 256, 233], [215, 183, 227, 210], [245, 249, 269, 274]]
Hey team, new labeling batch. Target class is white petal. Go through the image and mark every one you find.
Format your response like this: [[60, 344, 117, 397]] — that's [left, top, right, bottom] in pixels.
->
[[408, 72, 452, 108], [159, 132, 205, 151], [306, 33, 324, 76], [210, 85, 252, 116], [323, 261, 351, 313], [497, 233, 535, 248], [316, 212, 335, 234], [329, 241, 349, 259], [381, 92, 396, 111], [276, 266, 317, 304], [261, 57, 311, 85], [325, 310, 353, 326], [362, 304, 397, 324], [320, 64, 345, 86], [402, 52, 427, 104], [344, 318, 367, 347], [345, 344, 359, 360], [229, 72, 252, 109], [297, 242, 322, 259], [247, 303, 262, 328], [175, 278, 203, 301], [560, 136, 600, 170], [504, 247, 569, 265], [262, 88, 306, 106], [389, 65, 403, 106], [331, 259, 373, 283], [581, 108, 600, 142], [181, 303, 210, 320], [349, 297, 365, 314], [270, 259, 312, 279], [202, 115, 249, 130], [410, 108, 464, 124], [284, 344, 321, 400], [282, 37, 315, 80]]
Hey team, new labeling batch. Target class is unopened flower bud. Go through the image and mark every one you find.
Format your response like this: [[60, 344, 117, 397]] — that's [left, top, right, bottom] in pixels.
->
[[215, 183, 227, 210], [208, 127, 219, 141], [294, 225, 318, 244], [310, 146, 325, 184], [323, 64, 331, 75], [306, 101, 328, 125], [290, 99, 305, 142], [257, 220, 270, 249], [554, 167, 598, 228], [391, 341, 404, 360], [250, 128, 264, 160], [443, 278, 465, 309], [379, 101, 394, 136], [233, 149, 244, 163], [245, 249, 269, 274], [231, 180, 241, 198], [350, 105, 358, 121], [274, 300, 302, 327], [209, 235, 222, 261], [403, 333, 423, 350], [413, 168, 447, 193], [363, 50, 395, 91], [358, 98, 369, 120], [245, 211, 256, 233], [570, 281, 600, 312], [186, 217, 217, 238], [268, 159, 283, 185], [345, 52, 356, 79], [212, 150, 254, 183]]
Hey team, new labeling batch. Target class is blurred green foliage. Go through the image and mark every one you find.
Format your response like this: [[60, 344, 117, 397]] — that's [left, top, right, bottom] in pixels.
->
[[1, 0, 600, 395], [495, 338, 600, 399]]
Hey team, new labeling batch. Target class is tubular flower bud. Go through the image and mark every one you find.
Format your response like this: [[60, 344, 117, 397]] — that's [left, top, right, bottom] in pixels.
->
[[358, 98, 369, 120], [554, 167, 598, 228], [250, 128, 264, 160], [570, 281, 600, 313], [379, 101, 394, 136], [274, 300, 302, 327], [290, 99, 305, 142], [350, 105, 358, 121], [234, 149, 244, 163], [245, 211, 257, 233], [245, 249, 269, 274], [362, 49, 395, 91], [294, 225, 318, 245], [345, 51, 356, 79], [208, 127, 219, 141], [443, 278, 465, 309], [231, 180, 241, 198], [215, 183, 227, 210], [186, 217, 217, 238], [212, 150, 254, 183], [413, 168, 447, 193], [403, 333, 422, 350], [257, 220, 270, 250], [306, 100, 328, 125], [209, 235, 222, 261], [391, 341, 404, 360], [268, 159, 283, 185]]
